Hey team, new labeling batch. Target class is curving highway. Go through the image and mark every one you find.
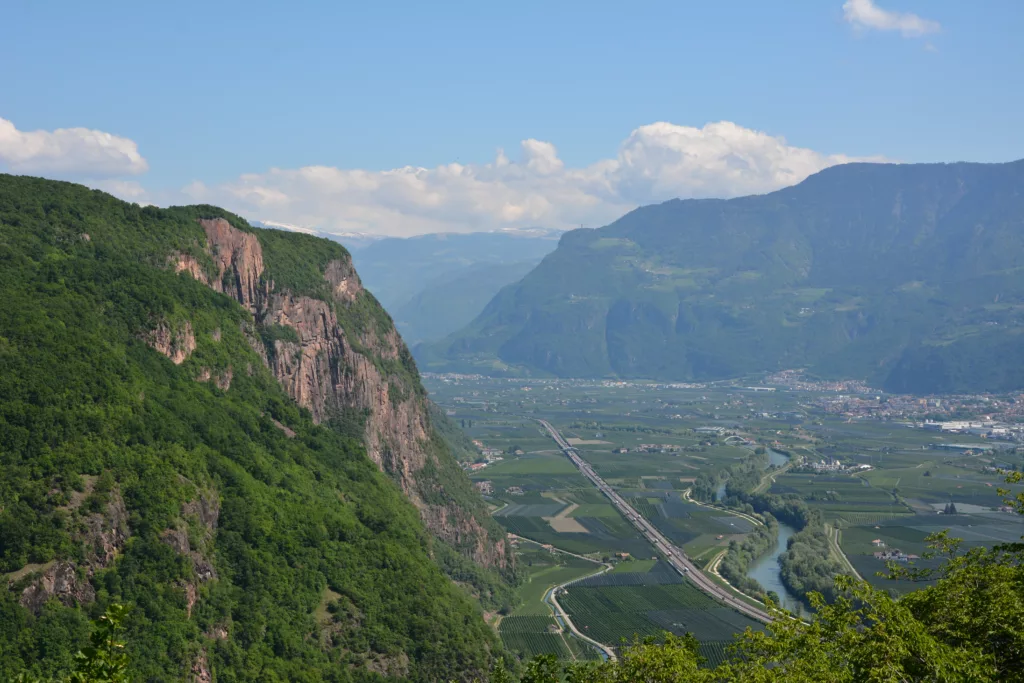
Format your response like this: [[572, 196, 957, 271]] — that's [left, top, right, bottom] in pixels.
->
[[537, 419, 773, 624]]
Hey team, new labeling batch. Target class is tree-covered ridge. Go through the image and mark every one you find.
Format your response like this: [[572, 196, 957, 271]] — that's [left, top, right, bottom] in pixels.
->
[[0, 174, 502, 681], [421, 160, 1024, 393]]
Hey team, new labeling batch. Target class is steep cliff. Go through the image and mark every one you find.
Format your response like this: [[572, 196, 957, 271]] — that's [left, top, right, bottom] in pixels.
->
[[169, 217, 510, 572], [0, 174, 507, 682]]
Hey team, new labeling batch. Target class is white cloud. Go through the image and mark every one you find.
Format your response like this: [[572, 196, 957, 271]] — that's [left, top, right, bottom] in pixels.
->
[[0, 118, 148, 177], [842, 0, 940, 37], [192, 121, 882, 237]]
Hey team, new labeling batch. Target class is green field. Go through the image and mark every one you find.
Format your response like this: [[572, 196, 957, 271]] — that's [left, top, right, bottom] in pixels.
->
[[512, 562, 598, 616], [425, 374, 1024, 647], [559, 581, 762, 654]]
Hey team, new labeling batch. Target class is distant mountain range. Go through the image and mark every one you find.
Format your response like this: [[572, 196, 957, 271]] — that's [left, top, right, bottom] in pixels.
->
[[417, 160, 1024, 394], [342, 229, 562, 344]]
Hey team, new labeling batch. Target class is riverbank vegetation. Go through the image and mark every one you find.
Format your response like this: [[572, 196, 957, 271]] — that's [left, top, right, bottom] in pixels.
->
[[716, 516, 778, 597], [690, 447, 852, 607], [777, 528, 846, 603]]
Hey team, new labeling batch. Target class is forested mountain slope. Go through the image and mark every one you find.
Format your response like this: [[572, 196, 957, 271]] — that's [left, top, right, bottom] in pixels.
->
[[0, 174, 511, 681], [420, 160, 1024, 393]]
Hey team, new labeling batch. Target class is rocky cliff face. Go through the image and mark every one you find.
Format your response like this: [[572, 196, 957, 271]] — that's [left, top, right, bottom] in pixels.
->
[[170, 218, 509, 571], [18, 488, 130, 613]]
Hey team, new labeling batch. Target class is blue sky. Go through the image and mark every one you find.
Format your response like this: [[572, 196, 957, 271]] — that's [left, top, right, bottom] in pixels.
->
[[2, 0, 1022, 236]]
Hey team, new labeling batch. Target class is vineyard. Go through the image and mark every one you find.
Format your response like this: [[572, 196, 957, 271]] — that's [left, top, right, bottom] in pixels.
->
[[698, 640, 732, 668], [497, 513, 656, 557], [558, 582, 762, 655], [498, 615, 602, 661], [833, 511, 916, 526], [499, 616, 572, 659], [574, 561, 682, 587]]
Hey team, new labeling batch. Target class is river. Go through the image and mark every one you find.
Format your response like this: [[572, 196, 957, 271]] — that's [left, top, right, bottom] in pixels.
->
[[745, 448, 806, 616], [715, 448, 789, 501], [713, 448, 805, 614], [744, 520, 806, 616]]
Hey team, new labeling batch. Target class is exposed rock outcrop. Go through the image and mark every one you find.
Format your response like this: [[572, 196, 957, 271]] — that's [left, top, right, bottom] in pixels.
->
[[191, 650, 212, 683], [161, 492, 220, 581], [147, 320, 196, 365], [19, 489, 129, 612], [19, 562, 95, 612], [174, 217, 510, 571], [195, 366, 233, 390], [161, 491, 221, 618]]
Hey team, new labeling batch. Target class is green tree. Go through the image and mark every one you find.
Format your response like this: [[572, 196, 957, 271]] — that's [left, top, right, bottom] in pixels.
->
[[17, 605, 129, 683]]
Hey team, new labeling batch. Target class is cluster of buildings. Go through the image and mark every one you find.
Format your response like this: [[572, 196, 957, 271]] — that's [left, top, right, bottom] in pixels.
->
[[612, 444, 684, 454], [632, 444, 683, 454], [762, 370, 873, 394], [811, 391, 1024, 426], [922, 420, 1014, 439], [799, 459, 872, 474], [871, 540, 919, 563]]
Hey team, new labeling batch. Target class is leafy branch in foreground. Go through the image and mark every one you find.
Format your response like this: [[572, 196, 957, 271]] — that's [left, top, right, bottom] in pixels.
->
[[16, 605, 130, 683]]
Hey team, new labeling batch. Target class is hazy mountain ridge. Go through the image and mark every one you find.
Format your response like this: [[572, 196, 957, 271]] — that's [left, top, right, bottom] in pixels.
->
[[419, 160, 1024, 393], [347, 230, 560, 343]]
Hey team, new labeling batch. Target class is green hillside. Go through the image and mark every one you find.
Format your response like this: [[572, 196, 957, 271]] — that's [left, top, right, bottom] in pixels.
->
[[419, 160, 1024, 393], [0, 175, 505, 682]]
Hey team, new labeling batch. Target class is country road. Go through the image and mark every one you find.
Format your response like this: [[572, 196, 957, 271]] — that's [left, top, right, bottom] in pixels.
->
[[537, 420, 773, 624], [506, 534, 618, 661]]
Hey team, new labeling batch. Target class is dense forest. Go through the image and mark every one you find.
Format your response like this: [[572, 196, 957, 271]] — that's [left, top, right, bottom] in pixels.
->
[[0, 175, 508, 681]]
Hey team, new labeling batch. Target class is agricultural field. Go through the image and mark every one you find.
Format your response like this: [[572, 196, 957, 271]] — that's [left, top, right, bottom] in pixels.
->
[[498, 616, 572, 660], [768, 472, 911, 522], [838, 510, 1024, 593], [558, 565, 762, 656], [497, 544, 607, 661], [424, 374, 1024, 651]]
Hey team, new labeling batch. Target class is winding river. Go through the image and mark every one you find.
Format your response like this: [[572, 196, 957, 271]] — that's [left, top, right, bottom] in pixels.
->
[[744, 521, 805, 616], [745, 449, 806, 616], [712, 447, 806, 614]]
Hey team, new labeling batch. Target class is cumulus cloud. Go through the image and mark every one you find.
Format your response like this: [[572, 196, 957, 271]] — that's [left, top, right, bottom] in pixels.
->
[[842, 0, 940, 37], [0, 117, 148, 177], [193, 121, 882, 237]]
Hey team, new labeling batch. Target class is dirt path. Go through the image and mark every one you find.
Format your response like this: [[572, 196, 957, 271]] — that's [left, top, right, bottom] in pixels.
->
[[545, 565, 618, 662], [682, 489, 764, 527], [509, 535, 616, 661], [705, 550, 767, 607], [825, 524, 863, 581]]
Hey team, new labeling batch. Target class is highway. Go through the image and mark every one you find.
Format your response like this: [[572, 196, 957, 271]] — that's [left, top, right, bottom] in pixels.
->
[[537, 419, 773, 624]]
